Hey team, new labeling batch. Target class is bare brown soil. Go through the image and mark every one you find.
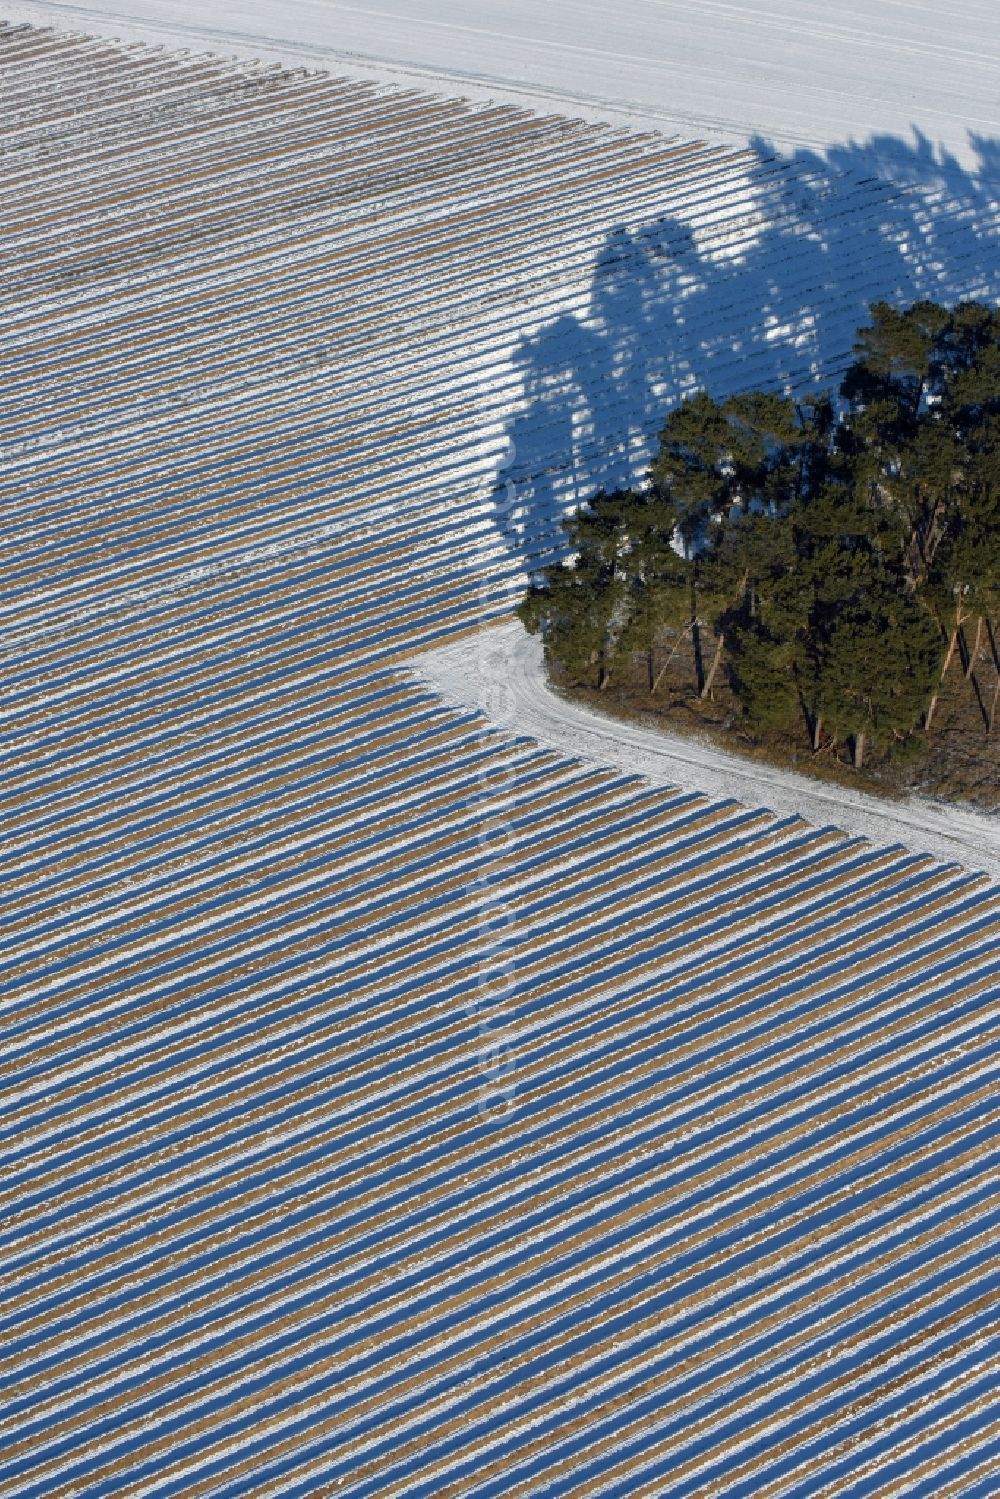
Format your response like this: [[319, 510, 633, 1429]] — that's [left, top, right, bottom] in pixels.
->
[[554, 630, 1000, 814]]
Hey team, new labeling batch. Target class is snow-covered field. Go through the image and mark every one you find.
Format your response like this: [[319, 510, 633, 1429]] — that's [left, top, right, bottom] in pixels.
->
[[2, 11, 999, 1499], [5, 0, 1000, 164]]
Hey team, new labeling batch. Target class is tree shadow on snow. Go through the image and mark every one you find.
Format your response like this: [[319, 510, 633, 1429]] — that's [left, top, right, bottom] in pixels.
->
[[494, 129, 999, 570]]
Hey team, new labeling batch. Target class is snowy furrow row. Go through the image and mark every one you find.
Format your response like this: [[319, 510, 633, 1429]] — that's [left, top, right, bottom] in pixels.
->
[[4, 926, 997, 1492]]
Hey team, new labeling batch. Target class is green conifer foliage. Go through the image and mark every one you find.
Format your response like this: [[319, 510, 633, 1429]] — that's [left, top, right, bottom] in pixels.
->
[[809, 576, 943, 767], [516, 490, 633, 688], [518, 299, 999, 770]]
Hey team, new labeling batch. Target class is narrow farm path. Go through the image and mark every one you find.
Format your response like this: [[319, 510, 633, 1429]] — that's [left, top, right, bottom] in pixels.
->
[[412, 620, 1000, 881]]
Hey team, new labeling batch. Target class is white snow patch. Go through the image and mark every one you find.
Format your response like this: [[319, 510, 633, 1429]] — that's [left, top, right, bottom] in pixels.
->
[[3, 0, 998, 166]]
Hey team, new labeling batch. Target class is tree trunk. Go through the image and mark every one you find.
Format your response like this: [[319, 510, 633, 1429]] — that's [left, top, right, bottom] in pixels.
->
[[852, 732, 866, 770], [916, 497, 944, 580], [925, 622, 963, 730], [969, 669, 989, 730], [987, 617, 1000, 674], [965, 616, 984, 678], [912, 377, 924, 422], [812, 715, 823, 753], [591, 648, 608, 691], [651, 623, 692, 693], [957, 628, 970, 677], [987, 618, 1000, 736], [691, 619, 705, 695], [646, 649, 654, 694], [700, 633, 725, 699], [941, 624, 960, 680]]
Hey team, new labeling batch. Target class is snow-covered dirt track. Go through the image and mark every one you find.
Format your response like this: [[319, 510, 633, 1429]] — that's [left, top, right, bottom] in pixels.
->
[[415, 622, 1000, 881], [2, 17, 1000, 1499], [5, 0, 1000, 163]]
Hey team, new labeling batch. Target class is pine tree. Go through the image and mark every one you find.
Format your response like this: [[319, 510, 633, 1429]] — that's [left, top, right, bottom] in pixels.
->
[[808, 576, 942, 768], [614, 488, 692, 691], [516, 491, 632, 688]]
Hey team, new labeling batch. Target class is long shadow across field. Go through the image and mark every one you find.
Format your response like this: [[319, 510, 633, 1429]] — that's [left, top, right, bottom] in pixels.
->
[[495, 131, 1000, 567]]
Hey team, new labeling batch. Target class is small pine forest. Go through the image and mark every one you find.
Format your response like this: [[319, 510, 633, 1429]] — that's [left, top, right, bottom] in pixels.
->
[[517, 301, 1000, 801]]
